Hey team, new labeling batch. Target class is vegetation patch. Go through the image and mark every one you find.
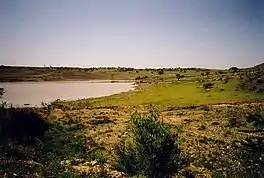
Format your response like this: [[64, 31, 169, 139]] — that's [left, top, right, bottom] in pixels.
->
[[1, 64, 264, 177], [115, 112, 188, 177], [0, 106, 101, 177], [89, 115, 113, 125], [238, 63, 264, 93]]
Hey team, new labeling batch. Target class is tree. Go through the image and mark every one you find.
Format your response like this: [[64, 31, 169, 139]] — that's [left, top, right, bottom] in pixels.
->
[[176, 74, 183, 80], [229, 67, 239, 73], [201, 73, 204, 77], [115, 112, 187, 177], [158, 70, 164, 75], [205, 71, 210, 77]]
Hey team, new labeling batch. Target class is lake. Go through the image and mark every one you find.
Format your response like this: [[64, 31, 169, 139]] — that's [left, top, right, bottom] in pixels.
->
[[0, 81, 134, 107]]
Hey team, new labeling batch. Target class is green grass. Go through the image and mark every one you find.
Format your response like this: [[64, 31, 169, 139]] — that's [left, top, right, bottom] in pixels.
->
[[68, 79, 264, 109]]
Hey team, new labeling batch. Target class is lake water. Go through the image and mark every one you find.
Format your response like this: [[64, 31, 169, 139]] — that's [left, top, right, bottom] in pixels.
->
[[0, 81, 134, 107]]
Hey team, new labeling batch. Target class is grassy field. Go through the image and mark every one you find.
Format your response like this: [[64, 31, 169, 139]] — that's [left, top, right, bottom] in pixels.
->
[[1, 65, 264, 177], [50, 65, 264, 177], [63, 78, 263, 109]]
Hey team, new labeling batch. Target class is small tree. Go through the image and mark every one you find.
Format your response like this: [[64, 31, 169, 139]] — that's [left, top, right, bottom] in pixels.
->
[[201, 73, 204, 77], [205, 71, 210, 77], [158, 70, 164, 75], [115, 112, 187, 177], [229, 67, 239, 73], [176, 74, 184, 81], [203, 83, 214, 90]]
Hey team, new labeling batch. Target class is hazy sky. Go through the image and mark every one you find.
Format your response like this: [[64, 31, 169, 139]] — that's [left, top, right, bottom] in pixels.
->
[[0, 0, 264, 68]]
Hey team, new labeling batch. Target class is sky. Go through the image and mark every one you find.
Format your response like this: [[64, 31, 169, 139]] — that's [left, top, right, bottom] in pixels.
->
[[0, 0, 264, 69]]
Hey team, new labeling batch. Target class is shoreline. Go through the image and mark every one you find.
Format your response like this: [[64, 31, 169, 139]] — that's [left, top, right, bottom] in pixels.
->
[[0, 81, 137, 108], [0, 79, 135, 84]]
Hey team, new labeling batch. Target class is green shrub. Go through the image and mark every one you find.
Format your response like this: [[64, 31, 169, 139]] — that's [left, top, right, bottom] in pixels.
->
[[115, 112, 187, 177], [40, 121, 87, 159]]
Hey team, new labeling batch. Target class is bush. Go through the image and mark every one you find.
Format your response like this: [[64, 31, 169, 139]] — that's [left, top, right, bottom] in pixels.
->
[[234, 135, 264, 177], [158, 70, 164, 75], [115, 112, 187, 177], [229, 67, 238, 73], [41, 121, 87, 159], [89, 116, 113, 125], [135, 76, 148, 80], [224, 78, 229, 84], [203, 83, 214, 90], [0, 107, 48, 145], [176, 74, 184, 80], [0, 106, 92, 177], [0, 88, 4, 99]]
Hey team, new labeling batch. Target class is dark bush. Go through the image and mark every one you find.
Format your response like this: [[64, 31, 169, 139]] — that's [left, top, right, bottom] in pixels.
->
[[246, 111, 264, 129], [203, 83, 214, 90], [0, 88, 4, 98], [135, 76, 148, 80], [228, 117, 244, 128], [158, 70, 164, 75], [115, 112, 187, 177], [176, 74, 184, 80], [198, 125, 206, 130], [234, 136, 264, 177], [211, 121, 220, 126], [229, 67, 239, 73], [227, 109, 248, 128], [89, 116, 113, 125], [0, 107, 48, 145], [0, 106, 92, 177], [224, 78, 229, 84]]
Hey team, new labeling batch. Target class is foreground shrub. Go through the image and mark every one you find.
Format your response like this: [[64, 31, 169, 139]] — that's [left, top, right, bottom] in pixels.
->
[[0, 106, 92, 177], [115, 112, 187, 177], [0, 107, 48, 145], [246, 110, 264, 129], [234, 135, 264, 177]]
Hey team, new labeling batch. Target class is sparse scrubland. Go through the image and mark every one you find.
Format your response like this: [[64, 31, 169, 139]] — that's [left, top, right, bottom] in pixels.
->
[[1, 64, 264, 177]]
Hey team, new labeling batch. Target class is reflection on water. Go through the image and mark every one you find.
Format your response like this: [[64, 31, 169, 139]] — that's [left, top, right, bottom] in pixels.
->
[[0, 81, 134, 107]]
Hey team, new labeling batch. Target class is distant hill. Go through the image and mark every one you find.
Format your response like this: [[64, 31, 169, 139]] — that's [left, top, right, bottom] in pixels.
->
[[239, 63, 264, 93], [255, 63, 264, 70]]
